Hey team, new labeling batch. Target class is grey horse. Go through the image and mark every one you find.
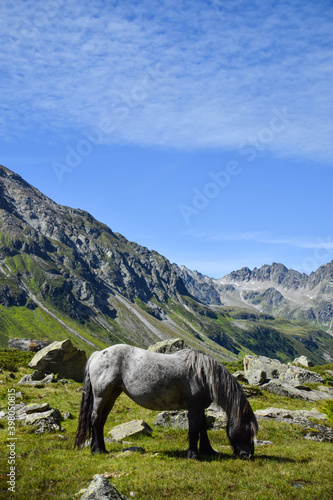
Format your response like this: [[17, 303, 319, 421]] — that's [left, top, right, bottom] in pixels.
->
[[75, 344, 258, 459]]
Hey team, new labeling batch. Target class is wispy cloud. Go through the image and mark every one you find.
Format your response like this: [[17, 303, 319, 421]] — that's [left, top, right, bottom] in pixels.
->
[[186, 229, 333, 250], [1, 0, 333, 162]]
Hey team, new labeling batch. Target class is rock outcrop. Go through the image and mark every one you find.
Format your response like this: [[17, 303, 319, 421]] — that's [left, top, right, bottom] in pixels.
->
[[255, 407, 333, 442], [243, 355, 324, 385], [241, 354, 331, 401], [0, 165, 187, 315]]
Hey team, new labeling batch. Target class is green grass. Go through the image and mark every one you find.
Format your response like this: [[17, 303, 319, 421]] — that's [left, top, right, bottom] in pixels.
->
[[0, 349, 34, 371], [0, 304, 110, 354], [0, 355, 332, 499]]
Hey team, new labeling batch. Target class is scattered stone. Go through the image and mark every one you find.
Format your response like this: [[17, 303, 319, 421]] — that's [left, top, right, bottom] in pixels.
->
[[147, 338, 190, 354], [232, 371, 248, 382], [5, 403, 26, 419], [261, 380, 331, 401], [28, 339, 87, 382], [254, 439, 273, 446], [80, 474, 128, 499], [243, 355, 324, 386], [244, 355, 286, 381], [62, 411, 73, 420], [243, 355, 330, 401], [25, 407, 63, 433], [255, 407, 327, 422], [154, 410, 189, 430], [25, 370, 46, 381], [21, 402, 50, 415], [154, 404, 228, 431], [304, 426, 333, 442], [246, 369, 267, 386], [279, 367, 324, 385], [0, 402, 64, 433], [8, 338, 51, 352], [108, 419, 153, 441], [205, 403, 228, 430], [255, 406, 333, 442], [293, 356, 314, 368], [19, 370, 56, 386]]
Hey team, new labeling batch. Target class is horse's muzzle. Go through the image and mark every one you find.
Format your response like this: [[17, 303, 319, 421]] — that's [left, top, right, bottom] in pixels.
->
[[238, 450, 253, 460]]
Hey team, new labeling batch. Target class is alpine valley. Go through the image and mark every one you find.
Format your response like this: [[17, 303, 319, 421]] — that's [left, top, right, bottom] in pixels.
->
[[1, 165, 332, 365]]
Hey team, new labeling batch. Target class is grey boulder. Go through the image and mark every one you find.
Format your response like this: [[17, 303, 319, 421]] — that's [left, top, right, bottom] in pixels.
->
[[81, 475, 128, 499], [28, 339, 87, 382]]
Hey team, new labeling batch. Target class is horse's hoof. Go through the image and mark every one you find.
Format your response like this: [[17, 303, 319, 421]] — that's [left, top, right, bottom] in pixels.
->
[[92, 448, 108, 455], [199, 448, 217, 457], [187, 450, 200, 460]]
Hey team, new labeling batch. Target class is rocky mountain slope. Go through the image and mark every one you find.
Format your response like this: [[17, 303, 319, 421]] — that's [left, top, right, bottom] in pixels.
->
[[1, 165, 333, 364], [175, 261, 333, 332]]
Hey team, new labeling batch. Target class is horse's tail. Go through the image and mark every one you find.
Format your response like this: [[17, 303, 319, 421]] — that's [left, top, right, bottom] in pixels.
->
[[74, 354, 96, 449]]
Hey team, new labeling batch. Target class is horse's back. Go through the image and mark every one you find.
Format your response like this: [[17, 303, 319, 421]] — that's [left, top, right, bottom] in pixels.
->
[[89, 344, 194, 411]]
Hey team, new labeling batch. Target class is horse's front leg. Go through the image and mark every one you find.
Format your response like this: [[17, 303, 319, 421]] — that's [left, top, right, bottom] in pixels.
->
[[187, 408, 201, 460], [198, 409, 216, 456]]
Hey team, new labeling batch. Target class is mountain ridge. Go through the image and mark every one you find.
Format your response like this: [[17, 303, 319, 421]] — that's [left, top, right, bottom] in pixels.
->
[[177, 260, 333, 331], [1, 165, 333, 365]]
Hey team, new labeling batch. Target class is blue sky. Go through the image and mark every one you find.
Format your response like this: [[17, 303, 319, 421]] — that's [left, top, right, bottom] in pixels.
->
[[1, 0, 333, 277]]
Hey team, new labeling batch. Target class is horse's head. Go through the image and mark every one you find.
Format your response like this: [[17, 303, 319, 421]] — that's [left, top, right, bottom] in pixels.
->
[[227, 402, 258, 460], [227, 422, 255, 459]]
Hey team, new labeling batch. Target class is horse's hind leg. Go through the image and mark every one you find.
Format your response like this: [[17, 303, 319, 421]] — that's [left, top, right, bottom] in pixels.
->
[[91, 388, 122, 454], [188, 408, 216, 459]]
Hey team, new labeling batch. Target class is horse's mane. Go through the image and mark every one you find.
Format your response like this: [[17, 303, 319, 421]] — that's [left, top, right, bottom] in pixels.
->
[[182, 349, 258, 437]]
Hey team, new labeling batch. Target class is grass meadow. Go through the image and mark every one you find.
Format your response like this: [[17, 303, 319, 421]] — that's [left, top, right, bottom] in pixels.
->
[[0, 352, 332, 499]]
